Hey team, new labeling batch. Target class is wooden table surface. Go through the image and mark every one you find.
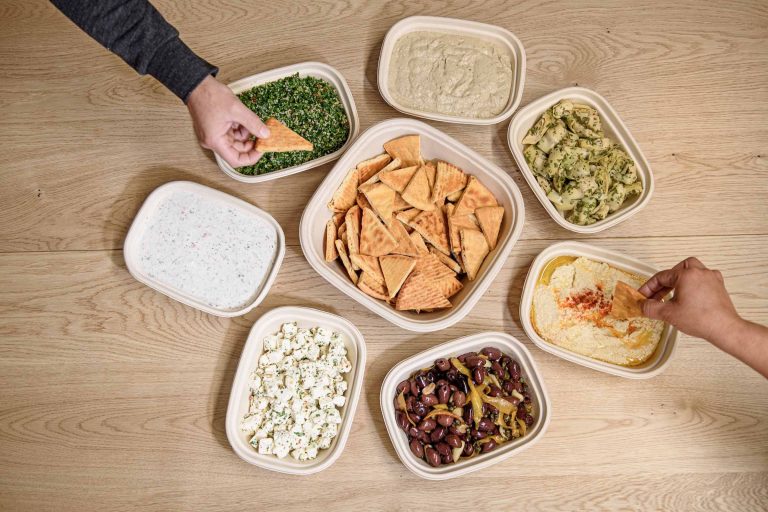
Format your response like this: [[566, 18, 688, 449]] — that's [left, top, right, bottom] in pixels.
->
[[1, 1, 767, 510]]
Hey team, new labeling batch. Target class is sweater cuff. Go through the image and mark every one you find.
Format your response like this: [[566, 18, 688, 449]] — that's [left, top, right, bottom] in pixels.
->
[[146, 36, 218, 103]]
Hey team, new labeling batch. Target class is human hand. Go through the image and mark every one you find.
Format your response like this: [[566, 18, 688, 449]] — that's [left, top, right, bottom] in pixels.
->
[[186, 75, 270, 167]]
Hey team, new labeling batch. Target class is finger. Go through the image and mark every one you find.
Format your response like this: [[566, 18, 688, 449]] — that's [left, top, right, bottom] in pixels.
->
[[682, 257, 706, 270], [213, 140, 262, 168], [235, 104, 270, 139], [231, 139, 255, 153], [650, 287, 673, 301], [638, 267, 683, 298], [232, 125, 251, 142], [642, 298, 674, 322]]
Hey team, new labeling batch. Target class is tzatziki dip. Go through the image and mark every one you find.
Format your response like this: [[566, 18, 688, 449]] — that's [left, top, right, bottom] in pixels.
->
[[387, 31, 513, 119], [136, 189, 278, 310]]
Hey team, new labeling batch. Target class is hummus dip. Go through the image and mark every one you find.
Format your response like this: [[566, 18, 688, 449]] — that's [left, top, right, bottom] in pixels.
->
[[387, 31, 513, 119], [531, 256, 665, 366]]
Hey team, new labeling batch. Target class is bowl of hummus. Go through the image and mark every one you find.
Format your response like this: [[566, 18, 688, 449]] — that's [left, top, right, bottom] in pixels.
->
[[519, 241, 679, 378], [378, 16, 526, 125]]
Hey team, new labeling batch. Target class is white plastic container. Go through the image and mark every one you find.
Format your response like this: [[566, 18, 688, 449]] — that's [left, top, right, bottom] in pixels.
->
[[377, 16, 526, 125], [225, 306, 366, 475], [380, 332, 551, 480], [507, 87, 654, 233], [299, 118, 526, 333], [215, 62, 360, 183], [519, 241, 679, 378], [123, 181, 284, 317]]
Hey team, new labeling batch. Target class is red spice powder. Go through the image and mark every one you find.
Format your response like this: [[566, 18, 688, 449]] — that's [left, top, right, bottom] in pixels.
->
[[561, 286, 612, 318]]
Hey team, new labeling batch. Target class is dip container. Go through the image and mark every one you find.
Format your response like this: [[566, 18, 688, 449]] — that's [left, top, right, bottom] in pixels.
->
[[215, 62, 360, 183], [123, 181, 285, 317], [507, 87, 654, 233], [299, 118, 526, 333], [377, 16, 526, 125], [380, 332, 551, 480], [520, 241, 679, 378], [225, 306, 366, 475]]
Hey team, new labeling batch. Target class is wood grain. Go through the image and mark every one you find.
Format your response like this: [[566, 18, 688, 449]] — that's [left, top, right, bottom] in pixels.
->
[[0, 0, 767, 510]]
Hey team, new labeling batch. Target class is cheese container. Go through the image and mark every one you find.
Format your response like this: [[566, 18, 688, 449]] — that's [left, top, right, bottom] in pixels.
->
[[215, 61, 360, 183], [123, 181, 284, 317], [225, 306, 366, 475], [380, 332, 551, 480], [507, 87, 654, 233], [519, 241, 679, 378], [299, 118, 526, 333], [377, 16, 526, 125]]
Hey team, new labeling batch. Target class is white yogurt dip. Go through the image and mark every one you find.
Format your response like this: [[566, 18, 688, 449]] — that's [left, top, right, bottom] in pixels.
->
[[387, 31, 513, 119], [137, 190, 278, 310]]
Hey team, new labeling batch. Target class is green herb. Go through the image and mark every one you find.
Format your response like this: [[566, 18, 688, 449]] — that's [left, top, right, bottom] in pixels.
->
[[237, 74, 350, 175]]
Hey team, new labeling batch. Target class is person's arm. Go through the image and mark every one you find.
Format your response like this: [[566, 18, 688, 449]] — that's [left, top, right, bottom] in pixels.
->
[[640, 257, 768, 378]]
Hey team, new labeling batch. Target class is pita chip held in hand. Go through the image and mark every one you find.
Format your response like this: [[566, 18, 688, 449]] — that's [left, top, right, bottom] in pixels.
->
[[255, 117, 313, 152], [611, 281, 647, 320]]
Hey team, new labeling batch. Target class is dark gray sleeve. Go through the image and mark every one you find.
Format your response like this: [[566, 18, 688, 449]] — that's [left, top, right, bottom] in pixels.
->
[[50, 0, 218, 102]]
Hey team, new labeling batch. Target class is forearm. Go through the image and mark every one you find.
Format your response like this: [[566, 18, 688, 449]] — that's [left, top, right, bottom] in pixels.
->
[[50, 0, 217, 102], [712, 318, 768, 378]]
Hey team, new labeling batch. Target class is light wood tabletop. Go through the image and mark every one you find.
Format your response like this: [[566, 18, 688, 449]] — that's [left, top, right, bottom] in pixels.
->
[[1, 1, 767, 510]]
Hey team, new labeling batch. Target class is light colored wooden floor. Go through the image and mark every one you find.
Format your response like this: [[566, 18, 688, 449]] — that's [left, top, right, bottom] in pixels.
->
[[1, 1, 767, 510]]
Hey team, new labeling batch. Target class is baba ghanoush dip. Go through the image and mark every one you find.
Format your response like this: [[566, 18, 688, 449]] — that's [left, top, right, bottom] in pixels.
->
[[387, 31, 513, 119], [531, 256, 664, 366]]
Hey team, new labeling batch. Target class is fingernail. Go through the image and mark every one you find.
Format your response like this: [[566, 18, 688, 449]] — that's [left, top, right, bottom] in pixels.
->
[[258, 126, 271, 139]]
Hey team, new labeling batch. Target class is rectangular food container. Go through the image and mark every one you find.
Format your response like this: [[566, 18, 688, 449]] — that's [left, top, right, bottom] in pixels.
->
[[299, 117, 526, 333], [123, 181, 284, 317], [216, 61, 360, 183], [519, 241, 679, 378], [507, 87, 654, 233], [380, 332, 551, 480], [225, 306, 366, 475], [377, 16, 526, 125]]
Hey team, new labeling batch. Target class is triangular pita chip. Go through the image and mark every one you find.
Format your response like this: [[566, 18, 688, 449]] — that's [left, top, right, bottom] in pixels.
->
[[362, 158, 401, 186], [460, 229, 490, 281], [383, 135, 422, 167], [388, 215, 420, 257], [432, 161, 468, 203], [454, 176, 498, 216], [395, 272, 452, 311], [475, 206, 504, 250], [409, 209, 450, 255], [409, 231, 430, 255], [340, 231, 348, 246], [359, 182, 395, 226], [434, 275, 463, 298], [396, 208, 421, 227], [379, 165, 419, 193], [345, 205, 361, 266], [380, 255, 416, 299], [328, 168, 358, 212], [356, 192, 372, 211], [611, 281, 646, 320], [447, 190, 463, 202], [337, 222, 347, 239], [413, 253, 455, 281], [325, 220, 338, 262], [335, 239, 358, 284], [392, 193, 412, 212], [350, 253, 385, 285], [360, 207, 397, 256], [429, 246, 462, 274], [358, 273, 389, 300], [332, 212, 344, 227], [401, 166, 436, 211], [357, 153, 391, 183], [447, 209, 480, 256], [255, 117, 313, 152], [424, 162, 436, 190]]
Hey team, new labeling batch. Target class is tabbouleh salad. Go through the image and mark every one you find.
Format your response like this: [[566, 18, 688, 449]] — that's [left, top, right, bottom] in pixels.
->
[[236, 74, 350, 175]]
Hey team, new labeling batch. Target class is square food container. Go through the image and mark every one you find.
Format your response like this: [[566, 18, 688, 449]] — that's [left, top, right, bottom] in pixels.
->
[[215, 61, 360, 183], [380, 332, 551, 480], [123, 181, 284, 317], [225, 306, 366, 475], [299, 117, 526, 333], [507, 87, 654, 233], [377, 16, 526, 125], [519, 241, 679, 378]]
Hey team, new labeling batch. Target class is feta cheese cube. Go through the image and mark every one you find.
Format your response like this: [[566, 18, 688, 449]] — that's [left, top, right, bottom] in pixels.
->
[[263, 335, 280, 351], [257, 437, 274, 455], [332, 395, 346, 408]]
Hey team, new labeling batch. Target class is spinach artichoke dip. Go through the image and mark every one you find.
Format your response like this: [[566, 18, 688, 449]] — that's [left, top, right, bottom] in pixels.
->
[[387, 31, 513, 119], [531, 256, 664, 366]]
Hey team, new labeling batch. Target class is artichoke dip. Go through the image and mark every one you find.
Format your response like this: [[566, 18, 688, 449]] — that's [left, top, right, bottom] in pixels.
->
[[387, 31, 513, 119], [531, 256, 665, 366]]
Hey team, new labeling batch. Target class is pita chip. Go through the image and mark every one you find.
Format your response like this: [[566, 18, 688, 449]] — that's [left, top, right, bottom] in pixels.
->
[[328, 167, 358, 212], [380, 255, 417, 299], [337, 222, 347, 239], [432, 161, 468, 203], [475, 206, 504, 250], [358, 273, 389, 300], [388, 215, 420, 257], [413, 253, 455, 281], [401, 166, 436, 211], [359, 182, 395, 226], [424, 162, 437, 190], [332, 212, 345, 227], [357, 153, 391, 183], [611, 281, 647, 320], [255, 117, 313, 152], [453, 176, 498, 216], [434, 275, 463, 299], [395, 272, 452, 311], [350, 253, 385, 285], [446, 189, 463, 202], [460, 228, 490, 281], [447, 210, 480, 255], [379, 165, 419, 193], [383, 135, 422, 167], [335, 239, 358, 284], [362, 157, 401, 186], [356, 192, 373, 211], [409, 231, 430, 255], [360, 207, 398, 256], [392, 192, 412, 212], [409, 209, 450, 256], [396, 208, 421, 226], [325, 220, 338, 262], [345, 205, 361, 265], [429, 246, 462, 274]]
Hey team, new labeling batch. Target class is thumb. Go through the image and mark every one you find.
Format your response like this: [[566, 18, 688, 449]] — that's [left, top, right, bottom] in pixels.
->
[[235, 104, 270, 139], [642, 298, 673, 322]]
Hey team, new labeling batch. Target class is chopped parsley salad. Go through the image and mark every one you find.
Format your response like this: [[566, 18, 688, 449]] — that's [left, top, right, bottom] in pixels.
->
[[236, 74, 350, 176]]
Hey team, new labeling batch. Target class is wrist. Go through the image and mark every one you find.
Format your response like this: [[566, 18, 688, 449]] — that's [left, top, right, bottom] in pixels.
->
[[709, 315, 748, 352]]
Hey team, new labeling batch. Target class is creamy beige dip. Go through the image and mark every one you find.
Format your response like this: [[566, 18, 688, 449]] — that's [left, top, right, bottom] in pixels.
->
[[387, 31, 513, 119], [531, 256, 665, 366]]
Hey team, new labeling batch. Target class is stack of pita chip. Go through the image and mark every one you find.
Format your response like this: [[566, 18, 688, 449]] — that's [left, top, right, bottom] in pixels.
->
[[324, 134, 507, 312]]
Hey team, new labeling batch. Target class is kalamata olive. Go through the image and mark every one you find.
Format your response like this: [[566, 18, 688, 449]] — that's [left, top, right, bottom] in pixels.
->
[[415, 374, 427, 388], [472, 367, 485, 384], [430, 425, 446, 442], [465, 355, 484, 369], [478, 418, 494, 432], [463, 405, 474, 425], [502, 380, 515, 394], [500, 355, 510, 365], [487, 385, 502, 397], [425, 371, 436, 383], [449, 384, 457, 392], [437, 414, 454, 427], [396, 412, 409, 432], [397, 380, 410, 394], [470, 428, 487, 440], [517, 405, 527, 419], [481, 347, 502, 360], [510, 361, 521, 381], [435, 358, 450, 371], [452, 390, 466, 407], [418, 430, 430, 444], [408, 413, 421, 424], [436, 442, 451, 457], [425, 447, 441, 467], [445, 434, 462, 448], [446, 367, 459, 380], [437, 385, 451, 404], [460, 351, 478, 360], [418, 418, 436, 432], [513, 381, 523, 393], [421, 394, 438, 407], [409, 426, 420, 437], [406, 395, 416, 412], [524, 392, 532, 405], [435, 378, 449, 388], [441, 453, 453, 464], [413, 401, 427, 417], [481, 439, 497, 453], [525, 414, 535, 427], [448, 426, 463, 437], [504, 395, 520, 407], [483, 402, 497, 415], [409, 379, 419, 396], [409, 439, 424, 458], [491, 361, 505, 377], [463, 442, 475, 456]]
